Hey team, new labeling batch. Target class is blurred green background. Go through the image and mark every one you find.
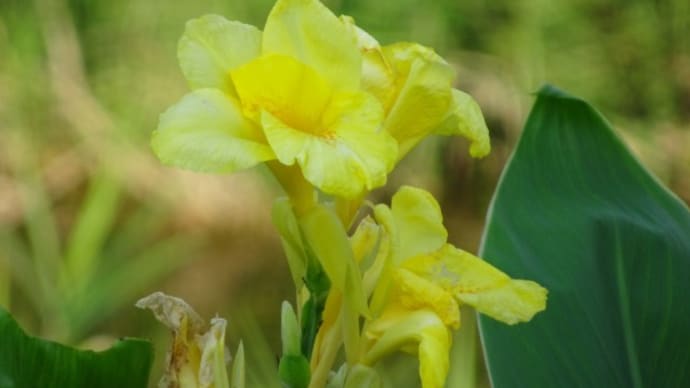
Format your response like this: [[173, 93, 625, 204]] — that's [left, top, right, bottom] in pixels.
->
[[1, 0, 688, 386]]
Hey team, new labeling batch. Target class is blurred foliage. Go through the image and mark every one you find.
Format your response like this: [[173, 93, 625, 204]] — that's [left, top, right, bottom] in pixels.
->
[[0, 0, 688, 385]]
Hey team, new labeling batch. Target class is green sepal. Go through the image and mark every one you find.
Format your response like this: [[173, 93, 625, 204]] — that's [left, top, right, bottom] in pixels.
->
[[272, 197, 308, 289], [281, 301, 302, 356], [278, 354, 311, 388]]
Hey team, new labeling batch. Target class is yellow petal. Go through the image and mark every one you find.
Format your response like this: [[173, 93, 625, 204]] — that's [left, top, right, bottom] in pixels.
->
[[231, 54, 333, 131], [403, 244, 548, 324], [178, 14, 261, 96], [340, 16, 397, 113], [152, 89, 275, 173], [457, 278, 547, 325], [417, 323, 451, 388], [232, 54, 396, 197], [389, 186, 448, 263], [262, 106, 395, 198], [395, 268, 460, 328], [351, 216, 391, 299], [350, 216, 380, 265], [369, 204, 397, 316], [434, 89, 491, 158], [381, 43, 455, 157], [365, 309, 450, 388], [360, 50, 396, 113], [263, 0, 360, 90]]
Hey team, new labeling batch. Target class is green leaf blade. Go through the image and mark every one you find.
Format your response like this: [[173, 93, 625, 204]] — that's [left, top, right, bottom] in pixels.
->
[[0, 308, 153, 388], [478, 86, 690, 388]]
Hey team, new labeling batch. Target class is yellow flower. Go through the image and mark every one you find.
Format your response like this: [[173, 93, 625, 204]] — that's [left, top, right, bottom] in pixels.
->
[[358, 186, 547, 388], [152, 0, 398, 199], [342, 17, 491, 159]]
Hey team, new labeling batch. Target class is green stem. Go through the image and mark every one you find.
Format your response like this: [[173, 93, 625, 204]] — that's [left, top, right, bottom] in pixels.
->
[[267, 161, 316, 216], [446, 307, 477, 388]]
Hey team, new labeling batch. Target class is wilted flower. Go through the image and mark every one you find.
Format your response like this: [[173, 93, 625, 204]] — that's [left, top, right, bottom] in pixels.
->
[[136, 292, 230, 388]]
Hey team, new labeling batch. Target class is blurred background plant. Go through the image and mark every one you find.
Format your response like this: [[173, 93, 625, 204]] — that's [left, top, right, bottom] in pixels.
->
[[0, 0, 688, 386]]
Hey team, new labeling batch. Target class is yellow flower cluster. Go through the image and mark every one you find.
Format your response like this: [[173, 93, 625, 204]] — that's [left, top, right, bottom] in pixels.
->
[[152, 0, 489, 200], [304, 187, 546, 388], [150, 1, 546, 388]]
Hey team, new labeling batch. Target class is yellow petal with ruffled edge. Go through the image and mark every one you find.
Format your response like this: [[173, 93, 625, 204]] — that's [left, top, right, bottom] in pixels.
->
[[364, 309, 450, 388], [394, 268, 460, 328], [232, 54, 397, 198], [434, 89, 491, 158], [152, 89, 275, 173], [402, 244, 547, 324], [369, 185, 448, 315], [381, 43, 455, 157], [178, 15, 261, 96], [342, 18, 490, 159], [263, 0, 360, 90], [340, 16, 397, 111]]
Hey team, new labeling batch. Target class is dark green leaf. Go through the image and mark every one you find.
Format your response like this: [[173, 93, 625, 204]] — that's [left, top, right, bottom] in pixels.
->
[[0, 307, 153, 388], [478, 85, 690, 387]]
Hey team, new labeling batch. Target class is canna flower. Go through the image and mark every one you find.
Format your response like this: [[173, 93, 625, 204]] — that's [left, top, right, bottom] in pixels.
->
[[152, 0, 398, 199], [356, 186, 547, 388], [341, 17, 491, 159], [152, 0, 491, 201], [136, 292, 231, 388]]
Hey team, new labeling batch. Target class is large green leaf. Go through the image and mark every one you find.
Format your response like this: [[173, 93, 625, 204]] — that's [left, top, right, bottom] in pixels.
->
[[0, 307, 153, 388], [478, 86, 690, 387]]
